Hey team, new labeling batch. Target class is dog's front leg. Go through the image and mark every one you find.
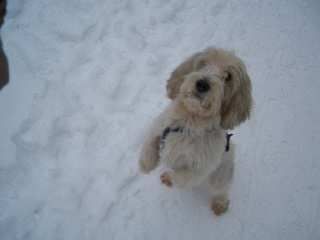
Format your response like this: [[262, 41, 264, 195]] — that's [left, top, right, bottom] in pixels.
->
[[139, 110, 168, 173], [139, 134, 161, 173]]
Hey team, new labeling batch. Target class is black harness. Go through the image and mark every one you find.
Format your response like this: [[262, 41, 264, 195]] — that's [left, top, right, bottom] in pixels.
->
[[160, 127, 233, 152]]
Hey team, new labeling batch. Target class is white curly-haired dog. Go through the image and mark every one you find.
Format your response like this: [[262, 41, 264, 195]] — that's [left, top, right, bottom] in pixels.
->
[[139, 47, 252, 215]]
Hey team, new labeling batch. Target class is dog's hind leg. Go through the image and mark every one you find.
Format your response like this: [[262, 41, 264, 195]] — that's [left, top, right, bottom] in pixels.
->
[[208, 143, 235, 215]]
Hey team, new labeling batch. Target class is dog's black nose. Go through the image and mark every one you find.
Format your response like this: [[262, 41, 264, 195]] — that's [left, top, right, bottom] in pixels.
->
[[196, 78, 210, 93]]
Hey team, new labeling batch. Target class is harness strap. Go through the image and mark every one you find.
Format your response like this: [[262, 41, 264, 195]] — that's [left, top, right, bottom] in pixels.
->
[[160, 126, 233, 152], [160, 127, 183, 143], [225, 133, 233, 152]]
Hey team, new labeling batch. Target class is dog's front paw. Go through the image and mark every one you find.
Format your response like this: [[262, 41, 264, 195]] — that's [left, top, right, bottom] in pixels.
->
[[211, 197, 230, 216], [160, 172, 173, 187]]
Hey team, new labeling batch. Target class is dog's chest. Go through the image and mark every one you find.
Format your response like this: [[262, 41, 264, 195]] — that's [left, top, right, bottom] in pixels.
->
[[159, 129, 225, 170]]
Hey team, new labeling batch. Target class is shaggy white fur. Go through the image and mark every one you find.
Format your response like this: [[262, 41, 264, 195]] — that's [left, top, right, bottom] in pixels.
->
[[139, 47, 252, 215]]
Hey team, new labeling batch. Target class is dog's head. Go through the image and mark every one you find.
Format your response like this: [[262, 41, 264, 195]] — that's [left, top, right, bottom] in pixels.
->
[[167, 47, 252, 129]]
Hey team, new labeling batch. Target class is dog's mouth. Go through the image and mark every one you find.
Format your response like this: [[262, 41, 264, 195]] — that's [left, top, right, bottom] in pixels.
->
[[181, 91, 213, 114], [183, 91, 203, 101]]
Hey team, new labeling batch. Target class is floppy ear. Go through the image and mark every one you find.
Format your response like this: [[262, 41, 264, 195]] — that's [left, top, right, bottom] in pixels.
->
[[220, 63, 252, 130], [166, 52, 203, 99]]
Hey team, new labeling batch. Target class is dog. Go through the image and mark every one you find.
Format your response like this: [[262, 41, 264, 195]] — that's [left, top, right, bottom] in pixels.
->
[[139, 47, 252, 215]]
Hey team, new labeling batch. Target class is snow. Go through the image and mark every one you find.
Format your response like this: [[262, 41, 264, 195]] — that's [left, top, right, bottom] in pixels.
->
[[0, 0, 320, 239]]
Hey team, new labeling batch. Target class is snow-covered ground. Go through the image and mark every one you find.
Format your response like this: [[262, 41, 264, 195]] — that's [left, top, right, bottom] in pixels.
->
[[1, 0, 320, 239]]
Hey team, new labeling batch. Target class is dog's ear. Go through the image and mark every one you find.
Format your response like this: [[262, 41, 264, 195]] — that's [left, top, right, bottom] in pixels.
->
[[166, 52, 203, 99], [220, 62, 252, 129]]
